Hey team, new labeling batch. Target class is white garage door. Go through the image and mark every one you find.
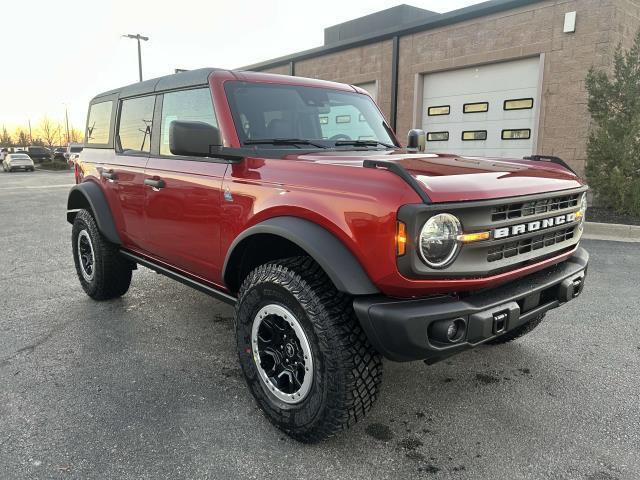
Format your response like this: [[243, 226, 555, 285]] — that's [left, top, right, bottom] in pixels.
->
[[421, 57, 540, 158]]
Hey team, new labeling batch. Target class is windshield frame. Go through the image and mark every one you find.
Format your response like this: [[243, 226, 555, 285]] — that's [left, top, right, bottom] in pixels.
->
[[224, 80, 399, 151]]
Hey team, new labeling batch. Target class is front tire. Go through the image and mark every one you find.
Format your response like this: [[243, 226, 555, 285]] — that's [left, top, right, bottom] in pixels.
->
[[235, 257, 383, 443], [72, 209, 132, 300]]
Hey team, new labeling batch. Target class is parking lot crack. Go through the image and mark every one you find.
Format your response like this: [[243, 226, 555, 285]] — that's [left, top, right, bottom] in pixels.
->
[[0, 321, 71, 368]]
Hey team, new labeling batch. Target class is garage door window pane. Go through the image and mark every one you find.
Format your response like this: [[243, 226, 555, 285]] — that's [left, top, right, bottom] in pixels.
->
[[118, 96, 155, 153], [502, 129, 531, 140], [504, 98, 534, 110], [462, 130, 488, 141], [428, 106, 449, 116], [463, 102, 489, 113], [427, 131, 449, 141], [161, 88, 218, 156], [86, 101, 113, 145]]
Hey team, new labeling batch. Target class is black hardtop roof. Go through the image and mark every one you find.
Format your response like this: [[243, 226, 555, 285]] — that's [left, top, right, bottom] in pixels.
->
[[90, 68, 226, 104]]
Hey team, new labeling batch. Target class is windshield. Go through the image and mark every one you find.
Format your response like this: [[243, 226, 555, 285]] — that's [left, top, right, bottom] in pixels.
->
[[225, 81, 396, 149], [11, 154, 29, 159], [70, 146, 83, 152]]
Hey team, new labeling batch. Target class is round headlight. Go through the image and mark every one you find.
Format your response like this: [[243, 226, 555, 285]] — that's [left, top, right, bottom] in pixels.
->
[[419, 213, 462, 268]]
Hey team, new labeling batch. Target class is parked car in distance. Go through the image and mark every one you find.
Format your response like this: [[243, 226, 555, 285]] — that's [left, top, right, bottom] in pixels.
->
[[53, 147, 67, 161], [65, 144, 83, 163], [3, 153, 35, 172], [26, 146, 52, 162], [68, 68, 589, 443]]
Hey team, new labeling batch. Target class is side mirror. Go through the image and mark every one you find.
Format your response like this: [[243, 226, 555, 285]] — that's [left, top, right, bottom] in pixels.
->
[[169, 120, 222, 157], [407, 129, 426, 153]]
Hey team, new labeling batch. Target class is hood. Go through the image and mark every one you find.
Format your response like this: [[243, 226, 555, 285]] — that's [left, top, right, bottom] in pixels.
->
[[293, 150, 584, 203]]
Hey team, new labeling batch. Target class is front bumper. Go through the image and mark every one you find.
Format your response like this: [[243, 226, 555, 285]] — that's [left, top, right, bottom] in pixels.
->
[[354, 247, 589, 363]]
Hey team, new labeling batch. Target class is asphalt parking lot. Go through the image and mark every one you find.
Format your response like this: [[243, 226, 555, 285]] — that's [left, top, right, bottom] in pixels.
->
[[0, 169, 639, 480]]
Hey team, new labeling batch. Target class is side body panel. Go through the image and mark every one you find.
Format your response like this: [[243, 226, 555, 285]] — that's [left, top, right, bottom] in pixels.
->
[[142, 157, 228, 284], [75, 148, 148, 250]]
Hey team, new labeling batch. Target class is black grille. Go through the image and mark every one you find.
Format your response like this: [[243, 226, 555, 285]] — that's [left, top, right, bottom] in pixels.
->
[[487, 226, 576, 263], [491, 194, 579, 222]]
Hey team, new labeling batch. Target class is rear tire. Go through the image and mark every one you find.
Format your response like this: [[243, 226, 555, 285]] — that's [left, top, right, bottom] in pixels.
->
[[486, 313, 546, 345], [235, 256, 383, 443], [72, 209, 132, 300]]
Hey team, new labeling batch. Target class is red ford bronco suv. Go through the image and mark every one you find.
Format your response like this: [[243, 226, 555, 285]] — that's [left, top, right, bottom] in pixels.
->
[[67, 68, 588, 442]]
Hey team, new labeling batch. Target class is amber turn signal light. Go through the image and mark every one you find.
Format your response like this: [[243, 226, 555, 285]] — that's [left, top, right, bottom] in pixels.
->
[[396, 221, 407, 256], [457, 231, 491, 243]]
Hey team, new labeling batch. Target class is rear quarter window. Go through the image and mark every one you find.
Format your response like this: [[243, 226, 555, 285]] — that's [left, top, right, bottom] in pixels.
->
[[86, 101, 113, 145], [117, 96, 155, 154]]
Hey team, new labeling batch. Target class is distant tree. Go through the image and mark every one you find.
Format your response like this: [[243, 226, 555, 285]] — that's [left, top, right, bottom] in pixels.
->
[[70, 128, 84, 143], [39, 117, 59, 151], [0, 126, 12, 147], [15, 128, 29, 147], [586, 28, 640, 216]]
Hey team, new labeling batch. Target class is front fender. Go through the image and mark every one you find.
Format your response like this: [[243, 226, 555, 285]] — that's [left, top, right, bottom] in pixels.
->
[[223, 216, 379, 296]]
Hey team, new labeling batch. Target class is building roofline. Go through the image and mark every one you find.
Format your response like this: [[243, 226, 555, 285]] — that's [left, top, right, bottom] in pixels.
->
[[241, 0, 541, 71]]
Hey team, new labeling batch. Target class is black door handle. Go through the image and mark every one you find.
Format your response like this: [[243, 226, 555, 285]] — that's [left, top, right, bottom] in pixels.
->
[[101, 170, 116, 181], [144, 178, 166, 189]]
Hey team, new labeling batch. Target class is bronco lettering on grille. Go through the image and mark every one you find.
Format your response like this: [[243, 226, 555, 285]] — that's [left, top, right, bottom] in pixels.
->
[[494, 212, 577, 239]]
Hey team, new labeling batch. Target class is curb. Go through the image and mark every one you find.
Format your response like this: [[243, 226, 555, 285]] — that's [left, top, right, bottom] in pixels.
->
[[583, 222, 640, 243]]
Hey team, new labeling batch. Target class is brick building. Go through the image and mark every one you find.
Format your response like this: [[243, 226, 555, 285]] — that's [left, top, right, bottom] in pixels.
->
[[244, 0, 640, 175]]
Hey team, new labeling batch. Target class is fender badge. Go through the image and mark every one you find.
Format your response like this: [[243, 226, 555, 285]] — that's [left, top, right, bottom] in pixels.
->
[[224, 187, 233, 202]]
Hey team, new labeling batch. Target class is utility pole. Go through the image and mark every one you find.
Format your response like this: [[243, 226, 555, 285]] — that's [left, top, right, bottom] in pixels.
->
[[122, 33, 149, 82], [63, 104, 70, 145], [28, 119, 32, 144]]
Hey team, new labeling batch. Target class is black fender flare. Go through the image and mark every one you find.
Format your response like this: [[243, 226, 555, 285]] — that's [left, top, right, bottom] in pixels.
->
[[223, 216, 379, 296], [66, 182, 121, 245]]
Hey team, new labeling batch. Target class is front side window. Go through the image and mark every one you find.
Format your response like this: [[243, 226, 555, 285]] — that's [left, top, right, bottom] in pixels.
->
[[117, 96, 155, 153], [86, 101, 113, 145], [225, 82, 396, 149], [160, 88, 218, 156]]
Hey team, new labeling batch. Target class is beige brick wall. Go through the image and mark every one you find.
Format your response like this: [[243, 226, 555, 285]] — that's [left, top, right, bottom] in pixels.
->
[[259, 64, 291, 76]]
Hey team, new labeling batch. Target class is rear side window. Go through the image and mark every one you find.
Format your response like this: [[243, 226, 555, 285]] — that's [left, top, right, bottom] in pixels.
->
[[117, 96, 155, 153], [160, 88, 218, 156], [86, 101, 113, 145]]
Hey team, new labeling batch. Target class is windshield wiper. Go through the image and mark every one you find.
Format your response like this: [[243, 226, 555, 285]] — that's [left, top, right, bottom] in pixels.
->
[[334, 139, 396, 149], [244, 138, 327, 149]]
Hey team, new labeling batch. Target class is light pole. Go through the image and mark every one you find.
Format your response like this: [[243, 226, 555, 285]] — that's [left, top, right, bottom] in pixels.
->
[[122, 33, 149, 82], [62, 103, 70, 144]]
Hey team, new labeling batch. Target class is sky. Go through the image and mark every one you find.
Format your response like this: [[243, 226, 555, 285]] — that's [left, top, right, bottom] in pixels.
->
[[0, 0, 481, 133]]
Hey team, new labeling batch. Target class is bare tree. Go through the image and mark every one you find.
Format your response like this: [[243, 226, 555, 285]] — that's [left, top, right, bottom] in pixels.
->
[[15, 128, 29, 147], [70, 128, 84, 143], [0, 126, 12, 147], [39, 117, 59, 151]]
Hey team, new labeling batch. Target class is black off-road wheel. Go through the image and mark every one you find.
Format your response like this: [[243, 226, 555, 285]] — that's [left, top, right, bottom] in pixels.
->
[[71, 209, 133, 300], [235, 256, 383, 443], [486, 313, 546, 345]]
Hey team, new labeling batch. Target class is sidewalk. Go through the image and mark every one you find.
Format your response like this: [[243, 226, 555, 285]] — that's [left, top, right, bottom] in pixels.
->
[[583, 222, 640, 243]]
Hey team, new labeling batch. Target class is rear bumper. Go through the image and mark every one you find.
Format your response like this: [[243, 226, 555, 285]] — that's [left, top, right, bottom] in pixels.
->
[[353, 247, 589, 362]]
